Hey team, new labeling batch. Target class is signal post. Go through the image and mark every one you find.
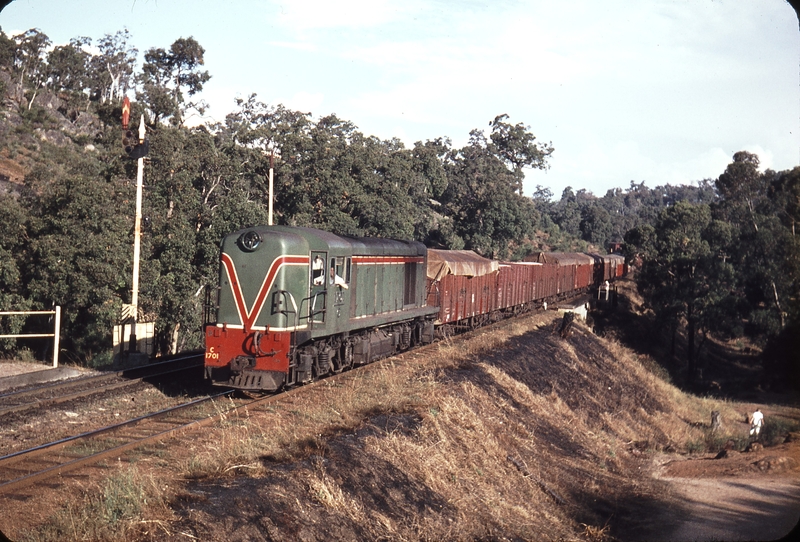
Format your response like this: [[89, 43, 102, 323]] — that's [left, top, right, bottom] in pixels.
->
[[115, 97, 153, 365]]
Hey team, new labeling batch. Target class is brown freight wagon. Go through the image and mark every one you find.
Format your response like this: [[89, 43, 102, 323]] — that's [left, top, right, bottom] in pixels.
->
[[525, 252, 595, 297], [606, 253, 626, 278], [586, 253, 614, 283], [426, 249, 499, 326], [496, 261, 549, 310]]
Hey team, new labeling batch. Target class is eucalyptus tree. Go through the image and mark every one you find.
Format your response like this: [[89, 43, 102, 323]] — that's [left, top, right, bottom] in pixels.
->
[[551, 187, 582, 237], [440, 126, 540, 258], [138, 36, 210, 125], [46, 37, 91, 113], [88, 29, 138, 105], [487, 114, 554, 195], [7, 28, 50, 108], [0, 27, 14, 72], [625, 201, 736, 380], [713, 152, 796, 335]]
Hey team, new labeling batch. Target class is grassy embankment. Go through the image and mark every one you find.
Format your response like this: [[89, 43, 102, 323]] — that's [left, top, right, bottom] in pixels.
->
[[16, 310, 799, 542]]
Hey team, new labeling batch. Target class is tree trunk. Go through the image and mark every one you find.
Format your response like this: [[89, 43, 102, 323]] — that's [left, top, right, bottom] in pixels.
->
[[170, 322, 180, 355], [671, 321, 677, 359], [687, 316, 697, 382], [772, 280, 785, 329]]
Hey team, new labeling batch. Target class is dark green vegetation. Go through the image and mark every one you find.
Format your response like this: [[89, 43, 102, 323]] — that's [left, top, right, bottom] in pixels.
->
[[623, 152, 800, 390], [0, 28, 797, 387]]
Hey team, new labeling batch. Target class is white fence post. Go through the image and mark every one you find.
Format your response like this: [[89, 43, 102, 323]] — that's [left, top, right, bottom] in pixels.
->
[[52, 306, 61, 368]]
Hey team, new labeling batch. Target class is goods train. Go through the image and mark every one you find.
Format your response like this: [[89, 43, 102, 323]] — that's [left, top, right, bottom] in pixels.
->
[[203, 225, 626, 391]]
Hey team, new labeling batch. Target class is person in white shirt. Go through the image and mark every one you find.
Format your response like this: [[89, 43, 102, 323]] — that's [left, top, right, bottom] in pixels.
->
[[750, 408, 764, 437], [312, 255, 325, 285], [329, 265, 348, 289]]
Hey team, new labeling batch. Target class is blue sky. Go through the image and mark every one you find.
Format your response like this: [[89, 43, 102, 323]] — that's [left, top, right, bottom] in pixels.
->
[[2, 0, 799, 199]]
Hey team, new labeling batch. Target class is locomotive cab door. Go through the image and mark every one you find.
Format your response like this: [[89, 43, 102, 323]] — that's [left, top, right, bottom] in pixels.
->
[[328, 257, 351, 331], [309, 252, 327, 323]]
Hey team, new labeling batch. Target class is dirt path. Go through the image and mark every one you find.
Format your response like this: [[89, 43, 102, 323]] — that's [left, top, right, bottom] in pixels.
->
[[637, 477, 800, 541], [620, 442, 800, 542]]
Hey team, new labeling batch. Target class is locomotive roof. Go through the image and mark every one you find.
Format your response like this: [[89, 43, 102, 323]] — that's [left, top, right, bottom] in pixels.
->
[[427, 249, 500, 280], [236, 225, 426, 256]]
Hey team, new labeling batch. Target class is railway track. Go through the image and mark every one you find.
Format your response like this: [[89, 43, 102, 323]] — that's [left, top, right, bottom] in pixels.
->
[[0, 390, 240, 495], [0, 338, 436, 497], [0, 353, 204, 417]]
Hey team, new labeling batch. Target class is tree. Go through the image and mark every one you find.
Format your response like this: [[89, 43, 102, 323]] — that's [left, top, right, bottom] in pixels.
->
[[625, 201, 736, 379], [20, 147, 131, 361], [579, 202, 614, 247], [87, 30, 138, 105], [0, 193, 31, 353], [138, 37, 210, 125], [440, 128, 539, 258], [715, 151, 767, 233], [552, 187, 582, 237], [713, 152, 795, 335], [487, 114, 553, 195], [46, 37, 91, 114], [9, 28, 51, 108]]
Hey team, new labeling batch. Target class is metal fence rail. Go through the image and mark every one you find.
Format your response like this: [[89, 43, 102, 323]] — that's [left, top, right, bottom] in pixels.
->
[[0, 307, 61, 367]]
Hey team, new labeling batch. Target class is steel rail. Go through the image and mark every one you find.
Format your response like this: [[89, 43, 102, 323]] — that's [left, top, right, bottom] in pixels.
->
[[0, 354, 204, 416], [0, 390, 236, 494]]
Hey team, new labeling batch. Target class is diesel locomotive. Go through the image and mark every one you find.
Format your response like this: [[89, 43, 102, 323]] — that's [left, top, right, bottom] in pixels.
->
[[204, 225, 627, 392], [204, 226, 438, 391]]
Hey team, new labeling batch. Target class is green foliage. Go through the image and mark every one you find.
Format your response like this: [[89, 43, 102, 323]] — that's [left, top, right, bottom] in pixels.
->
[[21, 146, 130, 360], [439, 125, 542, 258], [625, 201, 737, 377], [0, 194, 32, 352], [137, 36, 210, 125]]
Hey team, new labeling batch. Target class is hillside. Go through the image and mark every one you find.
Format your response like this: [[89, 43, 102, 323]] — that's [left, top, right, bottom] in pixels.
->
[[9, 302, 799, 541]]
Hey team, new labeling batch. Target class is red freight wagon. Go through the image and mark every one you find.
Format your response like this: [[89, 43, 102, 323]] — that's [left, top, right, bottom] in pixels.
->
[[426, 249, 499, 326], [606, 253, 626, 278], [587, 253, 614, 283], [526, 252, 594, 297], [497, 261, 546, 309]]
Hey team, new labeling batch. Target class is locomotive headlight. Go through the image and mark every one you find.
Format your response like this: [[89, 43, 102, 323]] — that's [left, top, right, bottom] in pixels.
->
[[239, 230, 262, 251]]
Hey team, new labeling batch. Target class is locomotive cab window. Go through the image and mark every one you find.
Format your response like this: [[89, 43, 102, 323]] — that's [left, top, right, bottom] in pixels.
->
[[329, 257, 349, 289], [311, 253, 326, 286]]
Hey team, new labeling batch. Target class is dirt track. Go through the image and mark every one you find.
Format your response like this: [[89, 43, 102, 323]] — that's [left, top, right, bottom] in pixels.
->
[[652, 476, 800, 542], [610, 440, 800, 542]]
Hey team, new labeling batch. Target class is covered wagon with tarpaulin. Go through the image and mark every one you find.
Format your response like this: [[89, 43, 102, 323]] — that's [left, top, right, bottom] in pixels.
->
[[425, 249, 499, 330]]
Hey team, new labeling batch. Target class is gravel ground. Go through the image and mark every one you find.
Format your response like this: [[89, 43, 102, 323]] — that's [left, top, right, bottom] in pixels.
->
[[0, 360, 53, 378]]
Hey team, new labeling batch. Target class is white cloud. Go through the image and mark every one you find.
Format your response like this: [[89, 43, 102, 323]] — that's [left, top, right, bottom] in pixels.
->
[[268, 41, 318, 52]]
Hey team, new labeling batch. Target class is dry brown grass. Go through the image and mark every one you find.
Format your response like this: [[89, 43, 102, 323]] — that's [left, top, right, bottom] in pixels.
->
[[14, 310, 793, 542]]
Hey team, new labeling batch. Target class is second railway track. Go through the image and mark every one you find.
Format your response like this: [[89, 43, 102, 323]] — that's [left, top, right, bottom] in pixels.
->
[[0, 353, 205, 417]]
